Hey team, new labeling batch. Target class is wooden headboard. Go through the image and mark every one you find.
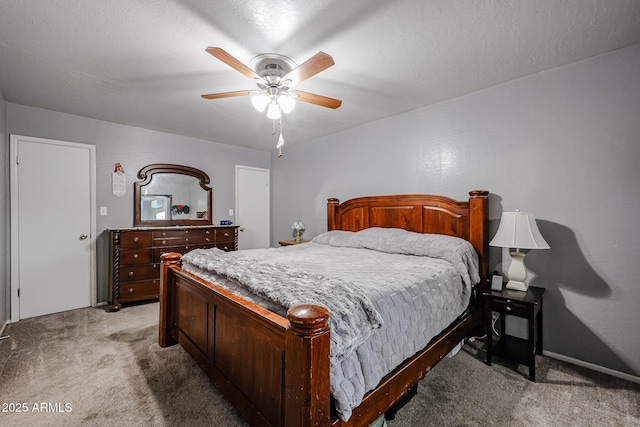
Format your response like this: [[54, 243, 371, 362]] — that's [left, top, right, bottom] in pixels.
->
[[327, 190, 490, 282]]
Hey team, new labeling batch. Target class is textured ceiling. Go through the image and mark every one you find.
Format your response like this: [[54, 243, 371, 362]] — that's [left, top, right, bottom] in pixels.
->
[[1, 0, 639, 152]]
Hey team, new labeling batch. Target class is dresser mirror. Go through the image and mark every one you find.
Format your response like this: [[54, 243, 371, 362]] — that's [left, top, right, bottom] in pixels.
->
[[133, 164, 212, 227]]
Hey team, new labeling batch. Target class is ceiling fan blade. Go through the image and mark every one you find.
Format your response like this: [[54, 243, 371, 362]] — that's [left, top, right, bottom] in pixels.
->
[[205, 47, 263, 82], [283, 52, 335, 86], [291, 90, 342, 109], [201, 90, 255, 100]]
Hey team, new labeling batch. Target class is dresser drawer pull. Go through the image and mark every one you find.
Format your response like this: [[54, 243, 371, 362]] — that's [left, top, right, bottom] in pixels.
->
[[128, 288, 134, 293], [205, 237, 210, 242], [506, 306, 511, 312], [205, 230, 211, 235], [162, 232, 166, 237], [223, 246, 229, 251], [185, 238, 189, 242], [133, 253, 139, 259], [133, 237, 139, 243], [224, 232, 229, 237], [128, 272, 134, 277], [161, 240, 166, 245]]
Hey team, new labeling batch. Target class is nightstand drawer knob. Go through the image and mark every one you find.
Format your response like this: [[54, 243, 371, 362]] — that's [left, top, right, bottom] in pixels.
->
[[506, 306, 511, 312]]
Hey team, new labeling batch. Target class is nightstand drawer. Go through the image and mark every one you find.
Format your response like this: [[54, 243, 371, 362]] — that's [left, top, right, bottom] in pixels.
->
[[491, 298, 527, 317]]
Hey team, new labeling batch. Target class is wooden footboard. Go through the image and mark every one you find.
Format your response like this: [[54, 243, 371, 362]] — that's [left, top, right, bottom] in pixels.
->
[[158, 191, 489, 427], [159, 252, 332, 427]]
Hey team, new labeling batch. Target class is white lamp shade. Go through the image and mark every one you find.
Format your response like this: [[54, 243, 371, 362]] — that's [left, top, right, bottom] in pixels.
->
[[266, 101, 281, 119], [251, 93, 270, 112], [490, 211, 550, 250], [278, 94, 296, 114]]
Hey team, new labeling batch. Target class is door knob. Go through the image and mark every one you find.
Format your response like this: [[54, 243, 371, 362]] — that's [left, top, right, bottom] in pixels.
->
[[79, 234, 88, 240]]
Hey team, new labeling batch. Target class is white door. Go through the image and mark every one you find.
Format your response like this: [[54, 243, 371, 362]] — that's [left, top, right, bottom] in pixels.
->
[[235, 166, 270, 249], [10, 135, 96, 320]]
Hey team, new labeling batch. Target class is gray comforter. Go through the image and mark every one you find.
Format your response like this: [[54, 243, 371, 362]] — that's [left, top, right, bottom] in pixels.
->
[[181, 227, 480, 421]]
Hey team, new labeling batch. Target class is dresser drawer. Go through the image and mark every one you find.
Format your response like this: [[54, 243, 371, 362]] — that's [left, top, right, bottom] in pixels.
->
[[153, 234, 214, 247], [120, 248, 153, 265], [119, 264, 159, 283], [118, 280, 159, 303], [492, 298, 528, 317], [216, 227, 236, 242], [215, 242, 235, 252], [153, 244, 214, 261], [119, 231, 153, 248], [153, 228, 214, 239]]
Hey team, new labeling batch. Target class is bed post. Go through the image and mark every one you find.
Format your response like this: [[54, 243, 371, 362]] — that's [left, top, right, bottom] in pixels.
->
[[159, 252, 182, 348], [327, 198, 339, 231], [284, 305, 332, 427], [468, 190, 490, 283]]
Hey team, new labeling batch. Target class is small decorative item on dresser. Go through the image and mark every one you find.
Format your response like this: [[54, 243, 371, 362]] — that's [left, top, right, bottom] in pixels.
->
[[292, 220, 306, 243]]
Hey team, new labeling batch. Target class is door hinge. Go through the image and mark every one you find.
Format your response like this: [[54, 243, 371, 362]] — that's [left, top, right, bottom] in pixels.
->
[[17, 288, 20, 297], [15, 155, 19, 165]]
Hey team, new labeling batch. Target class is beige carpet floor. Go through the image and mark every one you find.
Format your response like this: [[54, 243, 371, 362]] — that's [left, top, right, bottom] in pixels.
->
[[0, 302, 638, 426]]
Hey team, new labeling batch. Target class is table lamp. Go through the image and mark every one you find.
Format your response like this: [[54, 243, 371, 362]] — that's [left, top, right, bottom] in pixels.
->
[[292, 220, 306, 243], [489, 210, 550, 291]]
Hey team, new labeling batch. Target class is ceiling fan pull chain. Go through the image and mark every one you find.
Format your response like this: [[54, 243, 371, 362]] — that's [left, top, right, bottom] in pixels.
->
[[276, 118, 284, 157]]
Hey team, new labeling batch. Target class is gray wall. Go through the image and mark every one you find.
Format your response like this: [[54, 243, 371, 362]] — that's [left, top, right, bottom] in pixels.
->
[[0, 91, 7, 328], [6, 104, 271, 303], [271, 43, 640, 377]]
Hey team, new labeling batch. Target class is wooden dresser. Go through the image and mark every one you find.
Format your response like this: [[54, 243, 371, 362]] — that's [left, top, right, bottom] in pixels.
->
[[108, 225, 238, 311]]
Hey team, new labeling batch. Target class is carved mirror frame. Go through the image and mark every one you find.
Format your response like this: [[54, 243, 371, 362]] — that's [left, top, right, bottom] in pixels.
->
[[133, 164, 213, 227]]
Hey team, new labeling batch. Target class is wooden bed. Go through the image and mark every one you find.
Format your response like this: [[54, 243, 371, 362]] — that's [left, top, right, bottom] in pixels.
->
[[158, 190, 489, 427]]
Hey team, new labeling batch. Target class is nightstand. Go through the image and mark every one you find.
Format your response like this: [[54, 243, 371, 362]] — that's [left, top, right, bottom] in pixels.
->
[[278, 239, 309, 246], [485, 285, 545, 382]]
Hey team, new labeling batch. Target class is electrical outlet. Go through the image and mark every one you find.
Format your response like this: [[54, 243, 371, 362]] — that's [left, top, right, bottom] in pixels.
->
[[228, 208, 234, 216], [100, 207, 108, 216]]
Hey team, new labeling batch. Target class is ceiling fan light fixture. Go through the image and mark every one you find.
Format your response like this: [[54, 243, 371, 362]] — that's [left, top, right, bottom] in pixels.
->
[[251, 93, 270, 112], [266, 101, 281, 120], [278, 94, 296, 114]]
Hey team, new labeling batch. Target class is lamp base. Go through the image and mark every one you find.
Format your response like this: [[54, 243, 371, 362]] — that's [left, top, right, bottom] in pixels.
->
[[505, 250, 528, 292], [505, 280, 528, 292]]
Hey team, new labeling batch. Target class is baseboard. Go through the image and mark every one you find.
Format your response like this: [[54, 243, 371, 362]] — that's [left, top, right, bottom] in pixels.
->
[[543, 350, 640, 384]]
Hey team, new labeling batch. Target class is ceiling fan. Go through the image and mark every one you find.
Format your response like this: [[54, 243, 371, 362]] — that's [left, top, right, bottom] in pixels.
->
[[201, 47, 342, 120]]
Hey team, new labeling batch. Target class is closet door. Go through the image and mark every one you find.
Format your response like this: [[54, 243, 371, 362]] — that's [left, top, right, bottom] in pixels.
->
[[235, 165, 270, 249], [10, 135, 96, 320]]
